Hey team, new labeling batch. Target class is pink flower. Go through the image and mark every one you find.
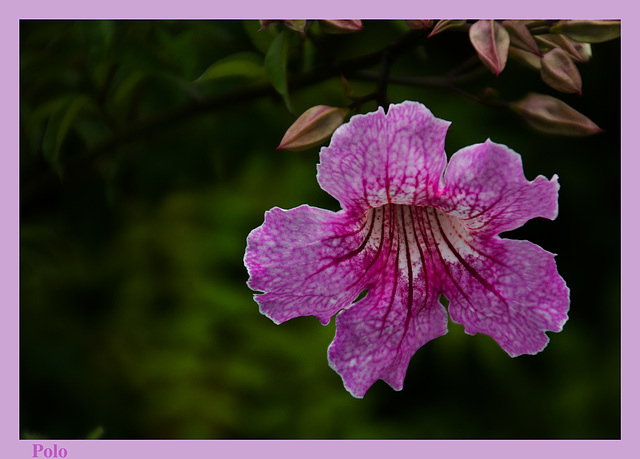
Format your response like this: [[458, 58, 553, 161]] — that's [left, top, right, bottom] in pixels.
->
[[244, 101, 570, 398]]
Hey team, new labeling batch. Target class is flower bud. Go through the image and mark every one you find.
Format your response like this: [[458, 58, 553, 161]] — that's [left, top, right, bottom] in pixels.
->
[[535, 34, 586, 62], [259, 20, 307, 33], [469, 20, 510, 76], [277, 106, 349, 152], [320, 20, 363, 34], [549, 20, 620, 43], [502, 20, 540, 55], [405, 20, 432, 31], [428, 20, 467, 37], [287, 20, 308, 33], [511, 92, 603, 136], [508, 46, 541, 70], [259, 20, 294, 31], [540, 48, 583, 94], [572, 40, 592, 62]]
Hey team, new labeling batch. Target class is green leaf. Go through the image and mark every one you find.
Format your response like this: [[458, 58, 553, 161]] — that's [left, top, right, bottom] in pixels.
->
[[192, 52, 267, 84], [41, 95, 95, 174], [85, 426, 105, 440], [109, 69, 146, 118], [264, 31, 293, 112]]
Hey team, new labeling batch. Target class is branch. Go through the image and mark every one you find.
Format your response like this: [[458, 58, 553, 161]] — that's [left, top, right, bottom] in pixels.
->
[[22, 29, 429, 209], [350, 69, 510, 109]]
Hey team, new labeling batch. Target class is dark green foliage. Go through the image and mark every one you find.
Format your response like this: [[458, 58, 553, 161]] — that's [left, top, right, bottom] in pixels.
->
[[20, 20, 620, 439]]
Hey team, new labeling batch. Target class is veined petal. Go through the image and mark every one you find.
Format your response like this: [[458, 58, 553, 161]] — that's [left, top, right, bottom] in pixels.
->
[[328, 205, 448, 397], [317, 101, 450, 215], [426, 207, 569, 355], [245, 205, 374, 324], [438, 139, 559, 235]]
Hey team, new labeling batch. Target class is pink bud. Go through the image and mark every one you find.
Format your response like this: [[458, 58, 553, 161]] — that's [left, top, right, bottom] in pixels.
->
[[571, 40, 592, 62], [320, 20, 364, 34], [535, 34, 586, 62], [508, 47, 542, 71], [258, 20, 295, 31], [258, 20, 306, 33], [549, 20, 620, 43], [405, 20, 432, 31], [540, 48, 583, 94], [287, 20, 308, 33], [469, 20, 510, 76], [502, 20, 540, 56], [277, 106, 349, 152], [511, 92, 603, 136], [428, 20, 466, 37]]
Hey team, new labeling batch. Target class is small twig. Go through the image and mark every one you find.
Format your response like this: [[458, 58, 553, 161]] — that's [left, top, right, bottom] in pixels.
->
[[444, 85, 510, 109], [350, 70, 511, 109], [351, 64, 489, 89], [348, 92, 379, 112], [445, 53, 481, 78]]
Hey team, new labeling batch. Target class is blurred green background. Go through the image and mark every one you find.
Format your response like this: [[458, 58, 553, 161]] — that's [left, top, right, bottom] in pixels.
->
[[20, 20, 620, 439]]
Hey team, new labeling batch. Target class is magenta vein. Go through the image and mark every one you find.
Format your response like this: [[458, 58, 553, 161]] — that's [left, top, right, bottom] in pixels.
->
[[433, 210, 510, 312], [400, 206, 414, 340], [379, 206, 401, 338], [409, 206, 430, 316], [425, 208, 473, 305]]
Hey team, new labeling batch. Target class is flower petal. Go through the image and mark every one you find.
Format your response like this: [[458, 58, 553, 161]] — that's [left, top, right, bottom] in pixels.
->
[[438, 139, 559, 235], [317, 101, 450, 215], [328, 205, 449, 397], [244, 205, 373, 325], [427, 208, 570, 355], [329, 290, 448, 398]]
